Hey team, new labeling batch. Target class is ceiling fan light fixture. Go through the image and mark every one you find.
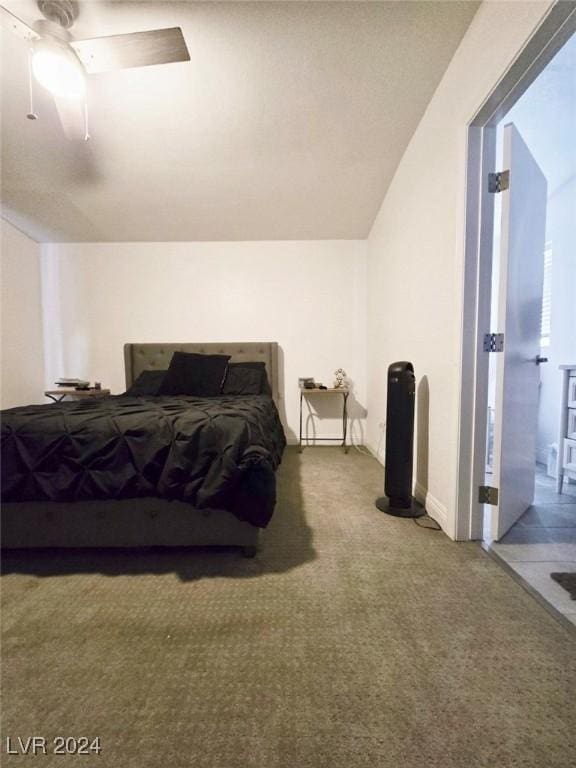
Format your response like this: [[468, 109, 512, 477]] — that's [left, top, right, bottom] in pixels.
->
[[2, 2, 190, 140], [32, 41, 85, 99]]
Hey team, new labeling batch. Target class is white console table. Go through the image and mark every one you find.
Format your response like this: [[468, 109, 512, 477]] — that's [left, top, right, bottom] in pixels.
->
[[556, 364, 576, 493]]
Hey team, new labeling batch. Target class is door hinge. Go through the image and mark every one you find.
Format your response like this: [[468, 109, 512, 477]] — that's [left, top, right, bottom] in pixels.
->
[[479, 486, 499, 505], [483, 333, 504, 352], [488, 170, 510, 193]]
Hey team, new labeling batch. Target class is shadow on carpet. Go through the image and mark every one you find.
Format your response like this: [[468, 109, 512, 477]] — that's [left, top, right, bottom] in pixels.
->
[[0, 450, 315, 582]]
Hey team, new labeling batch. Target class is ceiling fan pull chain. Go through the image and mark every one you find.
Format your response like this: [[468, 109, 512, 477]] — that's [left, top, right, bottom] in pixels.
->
[[26, 48, 38, 121], [83, 95, 90, 142]]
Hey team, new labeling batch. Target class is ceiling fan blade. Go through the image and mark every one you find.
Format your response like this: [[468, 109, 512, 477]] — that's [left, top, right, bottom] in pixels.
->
[[54, 96, 86, 141], [70, 27, 190, 75], [0, 5, 40, 41]]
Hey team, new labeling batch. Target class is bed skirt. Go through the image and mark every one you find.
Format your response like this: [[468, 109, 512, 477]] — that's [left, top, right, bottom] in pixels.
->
[[0, 498, 260, 551]]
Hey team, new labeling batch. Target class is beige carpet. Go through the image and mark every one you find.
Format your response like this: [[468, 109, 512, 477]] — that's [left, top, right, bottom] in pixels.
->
[[2, 447, 575, 767]]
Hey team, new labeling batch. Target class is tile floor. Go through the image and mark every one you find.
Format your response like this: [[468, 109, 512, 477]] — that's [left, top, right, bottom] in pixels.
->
[[485, 466, 576, 628]]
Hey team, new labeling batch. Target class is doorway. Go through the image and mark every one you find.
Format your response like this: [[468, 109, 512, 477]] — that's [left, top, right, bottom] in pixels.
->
[[482, 37, 576, 623], [455, 7, 576, 625]]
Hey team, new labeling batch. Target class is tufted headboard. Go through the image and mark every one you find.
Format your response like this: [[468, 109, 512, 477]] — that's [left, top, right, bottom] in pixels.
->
[[124, 342, 280, 403]]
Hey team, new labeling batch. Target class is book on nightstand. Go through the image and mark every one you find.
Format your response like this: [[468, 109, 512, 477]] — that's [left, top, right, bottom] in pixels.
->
[[55, 378, 90, 389]]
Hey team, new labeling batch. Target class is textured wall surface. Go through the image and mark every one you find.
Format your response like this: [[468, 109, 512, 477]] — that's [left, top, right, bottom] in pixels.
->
[[0, 219, 44, 409]]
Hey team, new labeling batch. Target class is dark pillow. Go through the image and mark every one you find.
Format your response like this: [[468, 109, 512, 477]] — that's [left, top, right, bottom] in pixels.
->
[[159, 352, 230, 397], [126, 369, 167, 396], [222, 362, 271, 396]]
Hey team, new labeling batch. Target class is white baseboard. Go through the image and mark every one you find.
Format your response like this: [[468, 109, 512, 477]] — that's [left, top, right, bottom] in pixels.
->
[[364, 444, 449, 533], [414, 482, 448, 531], [364, 441, 384, 465], [293, 438, 450, 535], [287, 436, 366, 447]]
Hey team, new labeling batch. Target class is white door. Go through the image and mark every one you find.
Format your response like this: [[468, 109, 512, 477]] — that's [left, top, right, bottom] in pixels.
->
[[491, 124, 547, 540]]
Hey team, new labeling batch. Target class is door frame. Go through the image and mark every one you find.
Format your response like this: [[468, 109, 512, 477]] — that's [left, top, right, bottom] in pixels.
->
[[454, 3, 576, 541]]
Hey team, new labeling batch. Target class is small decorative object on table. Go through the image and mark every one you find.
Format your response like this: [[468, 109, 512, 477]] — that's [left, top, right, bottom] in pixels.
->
[[333, 368, 347, 388]]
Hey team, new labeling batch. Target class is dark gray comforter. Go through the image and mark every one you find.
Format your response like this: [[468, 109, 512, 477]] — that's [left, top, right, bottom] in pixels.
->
[[1, 395, 286, 527]]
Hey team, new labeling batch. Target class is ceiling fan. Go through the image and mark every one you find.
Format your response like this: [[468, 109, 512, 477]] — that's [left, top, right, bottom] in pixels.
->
[[1, 0, 190, 140]]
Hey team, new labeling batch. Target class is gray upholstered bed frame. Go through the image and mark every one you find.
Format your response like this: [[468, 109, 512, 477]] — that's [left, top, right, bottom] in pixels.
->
[[124, 341, 280, 402], [1, 342, 281, 555]]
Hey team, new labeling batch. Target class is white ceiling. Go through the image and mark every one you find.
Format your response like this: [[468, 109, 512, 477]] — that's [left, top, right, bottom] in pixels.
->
[[0, 1, 479, 242]]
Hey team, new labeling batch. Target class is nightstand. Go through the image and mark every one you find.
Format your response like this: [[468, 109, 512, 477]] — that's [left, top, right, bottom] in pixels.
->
[[44, 388, 111, 403], [299, 386, 349, 453], [557, 364, 576, 493]]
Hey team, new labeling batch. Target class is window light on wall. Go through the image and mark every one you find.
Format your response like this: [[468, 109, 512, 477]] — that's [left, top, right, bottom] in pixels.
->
[[540, 242, 552, 348]]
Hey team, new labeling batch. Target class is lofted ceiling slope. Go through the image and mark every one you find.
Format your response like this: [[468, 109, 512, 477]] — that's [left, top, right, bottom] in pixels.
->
[[0, 1, 479, 242]]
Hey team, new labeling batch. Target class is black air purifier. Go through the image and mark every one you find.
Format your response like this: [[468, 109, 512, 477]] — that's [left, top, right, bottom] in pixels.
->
[[375, 361, 425, 518]]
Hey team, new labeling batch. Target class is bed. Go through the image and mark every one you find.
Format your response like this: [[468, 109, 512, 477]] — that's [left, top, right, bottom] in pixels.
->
[[1, 342, 285, 556]]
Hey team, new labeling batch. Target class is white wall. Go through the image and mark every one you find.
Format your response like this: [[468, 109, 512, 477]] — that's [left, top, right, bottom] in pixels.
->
[[365, 0, 555, 536], [0, 219, 45, 409], [41, 240, 367, 442]]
